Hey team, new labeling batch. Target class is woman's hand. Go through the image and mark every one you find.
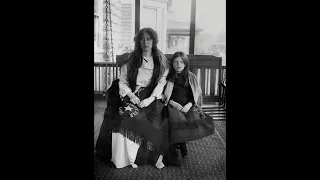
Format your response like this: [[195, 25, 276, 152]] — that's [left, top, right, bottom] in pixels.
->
[[127, 92, 140, 104], [169, 100, 183, 111], [181, 102, 193, 113], [138, 97, 155, 108]]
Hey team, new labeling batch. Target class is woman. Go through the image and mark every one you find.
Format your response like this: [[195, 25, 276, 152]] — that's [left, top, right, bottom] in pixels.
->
[[162, 51, 215, 166], [95, 28, 169, 169]]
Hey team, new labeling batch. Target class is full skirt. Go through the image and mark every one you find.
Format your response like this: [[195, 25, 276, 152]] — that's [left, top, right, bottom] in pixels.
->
[[95, 83, 168, 168]]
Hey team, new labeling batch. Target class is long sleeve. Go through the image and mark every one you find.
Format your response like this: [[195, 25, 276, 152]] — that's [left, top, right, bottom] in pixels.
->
[[150, 69, 169, 99], [118, 64, 132, 98]]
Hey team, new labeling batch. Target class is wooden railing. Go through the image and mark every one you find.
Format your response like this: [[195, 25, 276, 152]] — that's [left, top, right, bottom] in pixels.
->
[[94, 62, 120, 94], [94, 54, 224, 103]]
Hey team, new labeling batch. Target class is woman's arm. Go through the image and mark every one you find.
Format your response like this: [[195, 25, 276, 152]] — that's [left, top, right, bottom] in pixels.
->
[[119, 64, 140, 104], [149, 69, 169, 99], [119, 64, 132, 97], [138, 69, 169, 108]]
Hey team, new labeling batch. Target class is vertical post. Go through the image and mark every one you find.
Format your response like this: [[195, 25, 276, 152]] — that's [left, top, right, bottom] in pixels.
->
[[135, 0, 140, 35], [218, 57, 222, 98], [210, 69, 216, 96], [94, 66, 96, 92], [189, 0, 196, 54], [200, 69, 205, 97]]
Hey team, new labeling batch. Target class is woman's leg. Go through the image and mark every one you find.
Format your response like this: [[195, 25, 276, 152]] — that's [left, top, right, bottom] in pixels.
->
[[155, 154, 165, 169], [125, 136, 140, 168], [111, 133, 140, 168]]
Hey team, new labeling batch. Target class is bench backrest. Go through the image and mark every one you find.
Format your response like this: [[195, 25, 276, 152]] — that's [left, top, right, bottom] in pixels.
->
[[116, 54, 222, 103]]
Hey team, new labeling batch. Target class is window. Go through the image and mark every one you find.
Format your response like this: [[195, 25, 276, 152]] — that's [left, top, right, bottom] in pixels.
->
[[140, 0, 168, 52], [195, 0, 226, 65], [167, 34, 189, 54], [102, 0, 226, 60], [166, 0, 191, 54]]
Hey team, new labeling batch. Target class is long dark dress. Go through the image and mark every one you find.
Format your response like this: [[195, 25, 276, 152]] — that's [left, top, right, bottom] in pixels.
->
[[95, 79, 169, 166], [167, 74, 215, 143]]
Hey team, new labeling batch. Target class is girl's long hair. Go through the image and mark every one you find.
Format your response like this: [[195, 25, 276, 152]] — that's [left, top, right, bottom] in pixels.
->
[[167, 51, 189, 86], [166, 51, 189, 86], [122, 28, 167, 91]]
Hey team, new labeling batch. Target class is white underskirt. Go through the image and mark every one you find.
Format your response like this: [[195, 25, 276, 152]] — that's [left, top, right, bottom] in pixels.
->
[[111, 133, 165, 169], [111, 132, 140, 168]]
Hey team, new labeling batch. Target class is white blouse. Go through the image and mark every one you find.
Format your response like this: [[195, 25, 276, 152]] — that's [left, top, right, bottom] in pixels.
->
[[119, 57, 168, 99]]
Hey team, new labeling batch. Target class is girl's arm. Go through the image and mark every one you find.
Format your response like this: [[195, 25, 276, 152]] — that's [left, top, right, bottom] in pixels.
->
[[169, 99, 183, 110]]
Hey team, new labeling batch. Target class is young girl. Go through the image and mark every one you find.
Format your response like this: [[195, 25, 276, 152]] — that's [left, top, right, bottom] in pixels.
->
[[162, 51, 215, 166]]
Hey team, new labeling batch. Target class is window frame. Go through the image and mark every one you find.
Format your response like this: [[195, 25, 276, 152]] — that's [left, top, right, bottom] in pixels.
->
[[135, 0, 197, 54]]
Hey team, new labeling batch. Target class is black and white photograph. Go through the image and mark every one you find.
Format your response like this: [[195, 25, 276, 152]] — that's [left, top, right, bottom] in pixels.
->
[[94, 0, 226, 179], [4, 1, 319, 180]]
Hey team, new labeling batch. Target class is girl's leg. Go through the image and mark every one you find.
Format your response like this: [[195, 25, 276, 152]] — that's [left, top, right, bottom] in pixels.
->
[[179, 142, 188, 157], [163, 143, 181, 166]]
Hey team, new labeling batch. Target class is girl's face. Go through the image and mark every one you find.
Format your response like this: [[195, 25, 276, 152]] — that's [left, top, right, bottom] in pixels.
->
[[172, 57, 185, 73], [140, 32, 153, 52]]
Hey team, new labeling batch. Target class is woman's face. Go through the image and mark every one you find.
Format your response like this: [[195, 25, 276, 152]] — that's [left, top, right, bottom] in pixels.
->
[[172, 57, 185, 73], [140, 32, 153, 52]]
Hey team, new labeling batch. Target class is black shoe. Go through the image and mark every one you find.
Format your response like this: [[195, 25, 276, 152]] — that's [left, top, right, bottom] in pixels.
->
[[163, 144, 181, 166], [172, 143, 179, 149], [179, 143, 188, 158]]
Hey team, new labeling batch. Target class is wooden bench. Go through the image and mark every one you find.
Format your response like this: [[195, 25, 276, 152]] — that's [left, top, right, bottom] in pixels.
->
[[94, 54, 224, 104]]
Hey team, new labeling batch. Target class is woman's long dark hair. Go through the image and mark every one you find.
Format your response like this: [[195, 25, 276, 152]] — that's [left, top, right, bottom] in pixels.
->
[[166, 51, 189, 86], [123, 28, 163, 92]]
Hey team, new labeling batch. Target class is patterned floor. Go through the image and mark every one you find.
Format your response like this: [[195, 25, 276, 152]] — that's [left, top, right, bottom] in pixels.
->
[[94, 100, 226, 180], [215, 121, 226, 144]]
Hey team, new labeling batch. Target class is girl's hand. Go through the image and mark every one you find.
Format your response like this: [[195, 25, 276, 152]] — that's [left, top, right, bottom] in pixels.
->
[[169, 100, 183, 111], [181, 102, 192, 113], [138, 97, 154, 108]]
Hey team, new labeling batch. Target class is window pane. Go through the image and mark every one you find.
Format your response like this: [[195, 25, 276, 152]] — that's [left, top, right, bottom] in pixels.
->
[[140, 0, 191, 54], [195, 0, 226, 65], [166, 0, 191, 54], [140, 0, 169, 52], [141, 8, 157, 30], [167, 35, 189, 54]]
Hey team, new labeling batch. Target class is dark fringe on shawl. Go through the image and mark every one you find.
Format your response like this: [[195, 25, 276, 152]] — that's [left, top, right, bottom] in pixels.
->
[[112, 127, 144, 146], [111, 127, 169, 156]]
